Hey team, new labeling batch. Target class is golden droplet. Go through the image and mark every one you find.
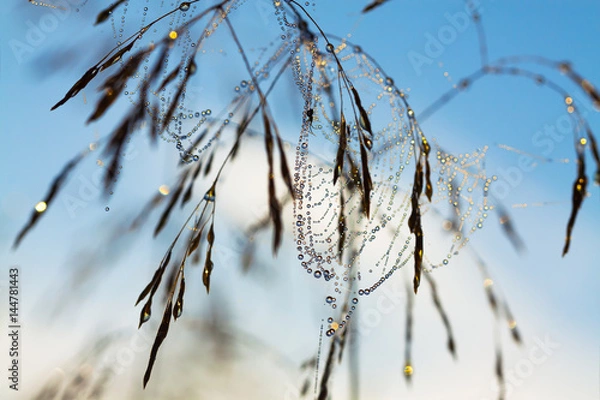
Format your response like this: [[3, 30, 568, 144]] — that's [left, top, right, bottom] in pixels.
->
[[442, 220, 453, 231], [565, 96, 573, 105], [579, 138, 587, 146], [404, 364, 413, 376], [142, 309, 150, 323], [89, 142, 97, 151], [169, 30, 178, 40], [173, 300, 183, 319], [35, 201, 47, 213], [483, 278, 494, 288], [330, 321, 339, 330], [567, 105, 575, 114], [158, 185, 170, 195], [508, 319, 517, 329]]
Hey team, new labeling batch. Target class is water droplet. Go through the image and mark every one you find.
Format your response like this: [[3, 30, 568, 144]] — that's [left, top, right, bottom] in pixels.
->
[[173, 300, 183, 318], [204, 193, 215, 202], [141, 310, 150, 324], [105, 207, 110, 212], [179, 2, 190, 11], [158, 185, 170, 195], [35, 201, 47, 213]]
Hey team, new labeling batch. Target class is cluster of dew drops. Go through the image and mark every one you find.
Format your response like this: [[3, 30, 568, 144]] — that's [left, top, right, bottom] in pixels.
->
[[325, 297, 359, 337]]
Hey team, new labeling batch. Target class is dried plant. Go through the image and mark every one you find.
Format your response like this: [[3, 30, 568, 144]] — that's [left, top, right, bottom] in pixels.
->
[[14, 0, 599, 398]]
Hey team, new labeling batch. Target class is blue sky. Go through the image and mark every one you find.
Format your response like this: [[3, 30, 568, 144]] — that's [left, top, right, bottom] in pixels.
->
[[1, 1, 599, 399]]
